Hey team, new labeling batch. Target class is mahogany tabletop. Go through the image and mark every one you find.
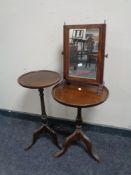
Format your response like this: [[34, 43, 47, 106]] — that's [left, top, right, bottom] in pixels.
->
[[18, 70, 61, 89], [52, 81, 109, 108]]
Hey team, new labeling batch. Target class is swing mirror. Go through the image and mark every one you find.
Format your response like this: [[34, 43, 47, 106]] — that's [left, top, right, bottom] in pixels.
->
[[63, 24, 106, 86]]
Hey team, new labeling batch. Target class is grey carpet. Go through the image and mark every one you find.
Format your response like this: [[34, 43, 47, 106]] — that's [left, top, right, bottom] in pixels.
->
[[0, 113, 131, 175]]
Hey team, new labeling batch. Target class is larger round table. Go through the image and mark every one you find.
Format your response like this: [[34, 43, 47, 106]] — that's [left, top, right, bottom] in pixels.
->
[[52, 81, 109, 162]]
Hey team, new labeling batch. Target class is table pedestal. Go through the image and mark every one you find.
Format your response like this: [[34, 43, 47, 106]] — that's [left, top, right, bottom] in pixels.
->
[[25, 88, 61, 150], [55, 108, 100, 163]]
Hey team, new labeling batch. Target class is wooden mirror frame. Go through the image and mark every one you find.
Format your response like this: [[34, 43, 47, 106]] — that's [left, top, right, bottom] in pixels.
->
[[63, 24, 106, 87]]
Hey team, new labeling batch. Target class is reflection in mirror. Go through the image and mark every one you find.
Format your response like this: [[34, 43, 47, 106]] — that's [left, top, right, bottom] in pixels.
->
[[69, 28, 99, 79]]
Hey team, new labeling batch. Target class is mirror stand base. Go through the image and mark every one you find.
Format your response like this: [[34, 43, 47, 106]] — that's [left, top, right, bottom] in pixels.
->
[[64, 79, 104, 96]]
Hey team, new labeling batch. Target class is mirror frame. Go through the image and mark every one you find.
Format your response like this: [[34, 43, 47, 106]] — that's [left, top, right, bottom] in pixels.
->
[[63, 24, 106, 86]]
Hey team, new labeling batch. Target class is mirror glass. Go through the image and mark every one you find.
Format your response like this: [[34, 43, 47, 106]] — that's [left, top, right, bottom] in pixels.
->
[[69, 28, 99, 79]]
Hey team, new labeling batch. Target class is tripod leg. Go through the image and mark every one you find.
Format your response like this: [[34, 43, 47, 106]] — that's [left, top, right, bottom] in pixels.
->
[[46, 126, 62, 149], [80, 131, 100, 163], [25, 125, 45, 151], [55, 131, 78, 157]]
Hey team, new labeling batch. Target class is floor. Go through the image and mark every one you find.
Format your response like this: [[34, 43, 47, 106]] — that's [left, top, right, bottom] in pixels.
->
[[0, 112, 131, 175]]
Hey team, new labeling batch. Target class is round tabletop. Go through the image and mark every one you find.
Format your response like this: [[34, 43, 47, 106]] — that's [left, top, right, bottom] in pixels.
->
[[52, 82, 109, 108], [18, 70, 61, 89]]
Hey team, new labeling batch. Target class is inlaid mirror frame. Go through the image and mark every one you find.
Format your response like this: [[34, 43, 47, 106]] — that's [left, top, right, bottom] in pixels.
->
[[63, 24, 106, 87]]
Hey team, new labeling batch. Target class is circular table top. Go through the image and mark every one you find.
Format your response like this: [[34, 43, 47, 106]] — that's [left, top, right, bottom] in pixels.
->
[[52, 82, 109, 108], [18, 70, 61, 89]]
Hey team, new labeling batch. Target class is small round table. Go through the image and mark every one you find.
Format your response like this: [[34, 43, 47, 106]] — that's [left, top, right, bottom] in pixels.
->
[[18, 70, 61, 150], [52, 81, 109, 162]]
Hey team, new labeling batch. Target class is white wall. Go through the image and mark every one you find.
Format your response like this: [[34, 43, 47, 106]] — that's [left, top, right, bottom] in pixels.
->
[[0, 0, 131, 129]]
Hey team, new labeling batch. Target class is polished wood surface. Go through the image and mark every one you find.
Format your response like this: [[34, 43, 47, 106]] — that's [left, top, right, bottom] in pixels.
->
[[52, 81, 109, 108], [18, 70, 60, 89], [18, 70, 61, 150], [52, 81, 109, 162]]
